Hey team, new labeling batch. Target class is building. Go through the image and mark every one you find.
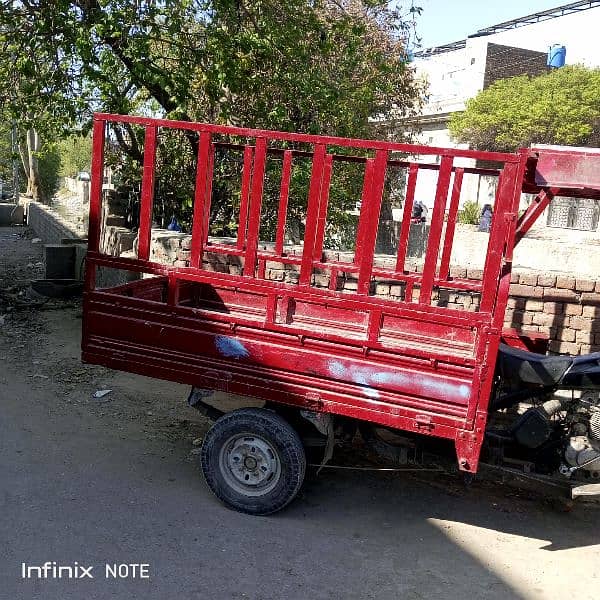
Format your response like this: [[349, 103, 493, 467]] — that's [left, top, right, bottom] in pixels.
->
[[409, 1, 600, 226]]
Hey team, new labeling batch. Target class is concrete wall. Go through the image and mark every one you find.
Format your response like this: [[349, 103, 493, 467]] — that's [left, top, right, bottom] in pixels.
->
[[25, 200, 81, 244]]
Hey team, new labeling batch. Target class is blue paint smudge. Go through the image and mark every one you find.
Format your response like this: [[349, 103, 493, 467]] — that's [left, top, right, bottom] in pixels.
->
[[215, 336, 250, 359]]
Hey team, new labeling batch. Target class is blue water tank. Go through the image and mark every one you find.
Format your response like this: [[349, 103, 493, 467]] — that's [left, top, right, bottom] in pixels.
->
[[547, 44, 566, 68]]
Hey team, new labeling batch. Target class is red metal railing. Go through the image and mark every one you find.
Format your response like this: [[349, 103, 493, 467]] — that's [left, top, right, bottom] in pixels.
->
[[84, 113, 533, 472]]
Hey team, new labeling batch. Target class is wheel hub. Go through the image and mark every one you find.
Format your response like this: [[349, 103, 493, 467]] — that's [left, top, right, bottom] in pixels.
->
[[219, 434, 282, 496]]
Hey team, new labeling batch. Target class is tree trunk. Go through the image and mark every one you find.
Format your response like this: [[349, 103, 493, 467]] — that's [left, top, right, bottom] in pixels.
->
[[19, 129, 43, 200], [26, 129, 42, 201]]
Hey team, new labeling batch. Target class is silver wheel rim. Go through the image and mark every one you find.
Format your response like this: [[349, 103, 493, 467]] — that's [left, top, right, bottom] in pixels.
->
[[218, 433, 282, 497]]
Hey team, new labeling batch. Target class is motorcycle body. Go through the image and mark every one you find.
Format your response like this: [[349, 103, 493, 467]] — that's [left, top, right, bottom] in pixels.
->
[[486, 344, 600, 483]]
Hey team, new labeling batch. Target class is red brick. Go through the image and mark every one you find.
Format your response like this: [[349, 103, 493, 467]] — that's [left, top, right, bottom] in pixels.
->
[[543, 302, 563, 314], [575, 279, 595, 292], [556, 276, 576, 290], [449, 267, 467, 278], [537, 326, 557, 338], [581, 292, 600, 305], [507, 297, 526, 309], [583, 305, 599, 318], [556, 328, 576, 342], [509, 284, 543, 298], [519, 273, 538, 286], [467, 269, 483, 280], [563, 303, 583, 316], [543, 289, 579, 303], [537, 275, 557, 287], [532, 312, 556, 327], [576, 331, 594, 344], [569, 316, 592, 331], [524, 299, 544, 312], [512, 310, 533, 325], [549, 340, 580, 355]]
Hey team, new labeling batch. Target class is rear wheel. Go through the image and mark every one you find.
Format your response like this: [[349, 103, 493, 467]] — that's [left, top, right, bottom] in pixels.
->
[[200, 408, 306, 515]]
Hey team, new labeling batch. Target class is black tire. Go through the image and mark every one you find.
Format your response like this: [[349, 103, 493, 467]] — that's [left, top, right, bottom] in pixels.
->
[[200, 408, 306, 515]]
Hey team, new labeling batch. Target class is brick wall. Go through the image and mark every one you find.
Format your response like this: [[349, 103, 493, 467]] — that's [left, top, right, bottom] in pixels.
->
[[114, 227, 600, 356], [505, 273, 600, 355], [483, 43, 547, 89], [28, 207, 600, 357]]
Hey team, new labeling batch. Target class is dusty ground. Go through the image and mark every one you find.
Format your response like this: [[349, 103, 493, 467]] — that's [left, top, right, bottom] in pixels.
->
[[1, 225, 599, 600]]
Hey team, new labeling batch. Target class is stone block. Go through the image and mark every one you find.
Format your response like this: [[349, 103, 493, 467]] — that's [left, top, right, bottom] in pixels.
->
[[576, 331, 594, 345], [563, 304, 583, 316], [581, 292, 600, 305], [575, 279, 595, 292], [532, 312, 556, 327], [509, 284, 543, 298], [519, 273, 538, 286], [568, 316, 592, 331], [537, 275, 557, 287], [543, 289, 579, 303], [556, 276, 576, 290], [556, 328, 576, 342], [582, 305, 599, 318], [549, 340, 580, 355], [524, 299, 543, 312], [543, 302, 563, 314]]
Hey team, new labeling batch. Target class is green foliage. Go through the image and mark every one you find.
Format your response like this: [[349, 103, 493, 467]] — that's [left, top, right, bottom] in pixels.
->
[[38, 144, 61, 200], [458, 201, 481, 225], [450, 66, 600, 152], [57, 136, 93, 178], [0, 0, 423, 229]]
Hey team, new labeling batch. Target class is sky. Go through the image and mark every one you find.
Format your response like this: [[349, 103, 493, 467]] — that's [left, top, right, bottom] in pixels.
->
[[412, 0, 579, 49]]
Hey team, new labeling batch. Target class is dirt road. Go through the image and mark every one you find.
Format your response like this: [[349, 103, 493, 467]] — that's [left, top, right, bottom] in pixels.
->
[[1, 226, 599, 600]]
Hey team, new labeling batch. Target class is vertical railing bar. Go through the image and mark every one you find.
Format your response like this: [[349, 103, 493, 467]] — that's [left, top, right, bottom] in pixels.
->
[[85, 118, 106, 290], [203, 145, 215, 244], [438, 167, 464, 279], [237, 145, 254, 250], [88, 119, 105, 254], [353, 160, 374, 267], [167, 273, 179, 306], [312, 154, 334, 263], [329, 267, 338, 290], [243, 137, 268, 277], [274, 149, 293, 255], [356, 150, 388, 295], [479, 162, 523, 314], [367, 309, 382, 342], [299, 144, 327, 285], [418, 155, 453, 305], [190, 131, 213, 268], [395, 163, 419, 272], [137, 125, 158, 262]]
